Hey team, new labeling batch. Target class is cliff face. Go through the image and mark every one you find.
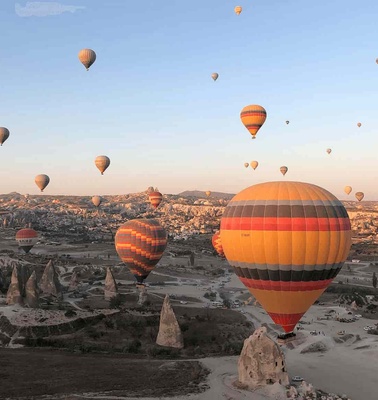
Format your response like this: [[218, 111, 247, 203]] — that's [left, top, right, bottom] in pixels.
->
[[238, 327, 289, 389]]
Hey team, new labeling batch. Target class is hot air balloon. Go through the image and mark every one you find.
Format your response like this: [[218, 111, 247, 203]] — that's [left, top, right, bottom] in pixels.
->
[[357, 122, 362, 128], [244, 163, 249, 168], [205, 191, 211, 197], [0, 127, 10, 146], [78, 49, 96, 71], [280, 166, 288, 176], [35, 174, 50, 192], [286, 121, 290, 125], [149, 191, 163, 209], [16, 228, 38, 254], [92, 195, 101, 207], [376, 58, 378, 64], [344, 186, 352, 195], [250, 161, 259, 170], [234, 6, 242, 15], [220, 181, 352, 334], [95, 155, 110, 175], [240, 105, 267, 140], [355, 192, 364, 202], [212, 231, 224, 258], [326, 148, 332, 154], [211, 73, 219, 81], [115, 219, 167, 284]]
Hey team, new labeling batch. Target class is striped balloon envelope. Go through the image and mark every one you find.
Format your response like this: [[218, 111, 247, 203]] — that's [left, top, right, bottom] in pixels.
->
[[220, 181, 352, 333], [240, 105, 267, 139], [212, 231, 224, 257], [115, 219, 167, 284], [16, 228, 38, 254], [149, 191, 163, 209]]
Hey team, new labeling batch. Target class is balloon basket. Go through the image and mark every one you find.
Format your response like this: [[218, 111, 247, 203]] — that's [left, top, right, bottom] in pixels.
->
[[277, 332, 296, 345]]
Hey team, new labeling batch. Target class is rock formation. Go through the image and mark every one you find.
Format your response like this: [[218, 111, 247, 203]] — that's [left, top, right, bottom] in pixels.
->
[[137, 285, 148, 306], [6, 265, 23, 305], [68, 271, 79, 291], [39, 260, 62, 299], [104, 267, 118, 300], [25, 270, 39, 308], [238, 326, 289, 389], [156, 294, 184, 349], [351, 300, 358, 310]]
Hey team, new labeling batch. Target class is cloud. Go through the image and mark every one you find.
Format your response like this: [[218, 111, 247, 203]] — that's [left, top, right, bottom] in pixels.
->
[[15, 2, 85, 17]]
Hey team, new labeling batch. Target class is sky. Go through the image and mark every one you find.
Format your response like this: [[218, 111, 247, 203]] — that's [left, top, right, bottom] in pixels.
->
[[1, 0, 378, 198]]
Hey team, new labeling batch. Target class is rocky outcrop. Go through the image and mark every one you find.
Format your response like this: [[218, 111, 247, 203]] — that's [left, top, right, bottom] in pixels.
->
[[68, 271, 79, 292], [6, 265, 23, 305], [104, 267, 118, 300], [156, 294, 184, 349], [238, 326, 289, 389], [137, 285, 148, 306], [25, 271, 39, 308], [39, 260, 62, 299]]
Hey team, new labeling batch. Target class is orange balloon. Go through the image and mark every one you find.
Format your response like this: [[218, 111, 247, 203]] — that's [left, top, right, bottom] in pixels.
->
[[240, 105, 267, 139]]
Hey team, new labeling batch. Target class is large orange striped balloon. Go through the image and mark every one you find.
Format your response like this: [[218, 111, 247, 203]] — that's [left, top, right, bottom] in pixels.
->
[[115, 219, 167, 284], [240, 105, 267, 139], [212, 231, 224, 257], [149, 191, 163, 209], [220, 181, 352, 333], [16, 228, 38, 254]]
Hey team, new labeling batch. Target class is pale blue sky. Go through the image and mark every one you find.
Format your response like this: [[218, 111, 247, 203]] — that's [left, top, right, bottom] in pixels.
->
[[1, 0, 378, 198]]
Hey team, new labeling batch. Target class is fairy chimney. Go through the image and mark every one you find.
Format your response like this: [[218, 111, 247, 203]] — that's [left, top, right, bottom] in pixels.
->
[[6, 265, 23, 305], [39, 260, 62, 299], [68, 271, 80, 292], [104, 267, 118, 300], [156, 294, 184, 349], [238, 326, 289, 389], [25, 270, 39, 308]]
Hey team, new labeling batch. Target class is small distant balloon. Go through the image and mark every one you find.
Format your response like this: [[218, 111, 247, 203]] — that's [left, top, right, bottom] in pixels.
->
[[376, 58, 378, 64], [357, 122, 362, 128], [280, 166, 288, 176], [0, 127, 10, 146], [16, 228, 38, 254], [234, 6, 242, 15], [205, 191, 211, 197], [344, 186, 352, 195], [95, 155, 110, 175], [34, 174, 50, 192], [149, 191, 163, 209], [92, 195, 102, 207], [78, 49, 96, 71], [326, 148, 332, 154], [250, 161, 259, 170], [355, 192, 364, 202], [286, 121, 290, 125], [211, 73, 219, 81], [244, 162, 249, 168], [240, 105, 267, 140]]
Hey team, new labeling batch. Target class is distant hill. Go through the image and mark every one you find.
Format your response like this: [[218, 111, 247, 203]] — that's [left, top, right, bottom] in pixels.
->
[[178, 190, 235, 200]]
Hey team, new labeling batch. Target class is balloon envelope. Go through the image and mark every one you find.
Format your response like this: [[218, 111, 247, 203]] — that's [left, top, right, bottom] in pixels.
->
[[244, 163, 249, 168], [78, 49, 96, 70], [115, 219, 167, 284], [326, 148, 332, 154], [35, 174, 50, 192], [0, 127, 10, 146], [92, 195, 101, 207], [149, 191, 163, 209], [344, 186, 352, 195], [234, 6, 242, 15], [280, 166, 288, 176], [357, 122, 361, 127], [240, 105, 267, 139], [250, 161, 259, 170], [220, 181, 352, 333], [211, 73, 219, 81], [212, 231, 224, 257], [205, 191, 211, 197], [355, 192, 364, 201], [16, 228, 38, 253], [95, 155, 110, 175]]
